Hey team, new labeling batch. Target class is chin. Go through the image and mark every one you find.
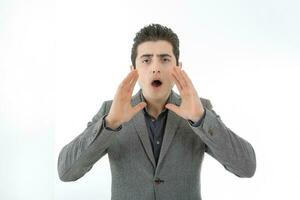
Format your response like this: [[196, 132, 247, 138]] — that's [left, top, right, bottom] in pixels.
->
[[154, 89, 170, 98]]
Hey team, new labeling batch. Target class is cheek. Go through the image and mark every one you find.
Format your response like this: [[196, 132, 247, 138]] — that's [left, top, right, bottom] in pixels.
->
[[166, 73, 174, 83], [137, 76, 146, 86], [136, 68, 146, 77]]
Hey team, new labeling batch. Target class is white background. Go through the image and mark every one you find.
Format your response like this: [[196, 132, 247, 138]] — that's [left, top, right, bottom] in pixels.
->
[[1, 0, 299, 199]]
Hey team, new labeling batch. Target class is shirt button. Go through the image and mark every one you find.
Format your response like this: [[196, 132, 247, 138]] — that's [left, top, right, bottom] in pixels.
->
[[156, 141, 160, 144]]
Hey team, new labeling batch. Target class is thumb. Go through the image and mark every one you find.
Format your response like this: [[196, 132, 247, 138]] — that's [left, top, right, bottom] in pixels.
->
[[165, 103, 180, 115], [132, 102, 147, 115]]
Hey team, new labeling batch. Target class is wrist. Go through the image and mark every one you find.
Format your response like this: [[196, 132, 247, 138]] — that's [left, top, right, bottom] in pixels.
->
[[190, 109, 205, 123], [105, 115, 121, 129]]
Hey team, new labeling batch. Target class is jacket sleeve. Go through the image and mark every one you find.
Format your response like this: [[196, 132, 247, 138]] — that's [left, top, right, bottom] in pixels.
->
[[57, 101, 121, 182], [189, 99, 256, 178]]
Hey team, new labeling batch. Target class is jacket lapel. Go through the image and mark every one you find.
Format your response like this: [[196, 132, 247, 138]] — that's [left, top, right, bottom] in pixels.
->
[[131, 89, 182, 169], [156, 91, 181, 169], [131, 89, 156, 168]]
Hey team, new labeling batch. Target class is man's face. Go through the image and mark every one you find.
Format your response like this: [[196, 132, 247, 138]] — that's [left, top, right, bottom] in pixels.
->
[[131, 40, 181, 102]]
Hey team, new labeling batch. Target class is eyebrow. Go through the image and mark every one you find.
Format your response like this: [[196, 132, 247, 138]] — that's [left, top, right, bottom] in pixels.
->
[[140, 54, 172, 59]]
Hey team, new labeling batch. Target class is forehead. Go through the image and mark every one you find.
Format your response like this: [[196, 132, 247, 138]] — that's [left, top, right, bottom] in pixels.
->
[[137, 40, 174, 56]]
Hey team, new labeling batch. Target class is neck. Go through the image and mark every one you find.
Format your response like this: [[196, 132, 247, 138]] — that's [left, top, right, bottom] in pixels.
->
[[142, 91, 171, 118]]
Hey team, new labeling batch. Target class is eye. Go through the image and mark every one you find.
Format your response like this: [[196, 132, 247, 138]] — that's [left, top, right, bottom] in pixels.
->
[[162, 58, 170, 62], [142, 59, 150, 63]]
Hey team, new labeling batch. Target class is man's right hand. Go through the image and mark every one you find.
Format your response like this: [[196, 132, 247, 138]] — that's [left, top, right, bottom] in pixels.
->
[[105, 69, 147, 129]]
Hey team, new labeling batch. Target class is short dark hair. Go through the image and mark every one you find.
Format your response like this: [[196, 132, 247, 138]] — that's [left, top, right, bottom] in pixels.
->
[[131, 23, 180, 69]]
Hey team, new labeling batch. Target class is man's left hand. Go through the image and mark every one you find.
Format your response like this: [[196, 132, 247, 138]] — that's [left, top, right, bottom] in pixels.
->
[[165, 66, 205, 123]]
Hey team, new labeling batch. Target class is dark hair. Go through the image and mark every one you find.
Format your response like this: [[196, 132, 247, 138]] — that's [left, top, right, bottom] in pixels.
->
[[131, 23, 180, 69]]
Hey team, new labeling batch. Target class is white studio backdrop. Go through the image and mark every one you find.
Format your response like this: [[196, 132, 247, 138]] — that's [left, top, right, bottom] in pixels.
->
[[1, 0, 299, 199]]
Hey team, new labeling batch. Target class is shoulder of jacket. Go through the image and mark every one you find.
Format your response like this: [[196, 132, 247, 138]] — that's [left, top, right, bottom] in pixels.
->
[[200, 97, 212, 109], [101, 100, 113, 113]]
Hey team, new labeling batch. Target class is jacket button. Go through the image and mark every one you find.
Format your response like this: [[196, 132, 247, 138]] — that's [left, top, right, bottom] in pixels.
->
[[154, 178, 164, 185]]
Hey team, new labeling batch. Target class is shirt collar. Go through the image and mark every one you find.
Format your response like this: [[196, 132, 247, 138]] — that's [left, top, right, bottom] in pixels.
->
[[140, 90, 171, 115]]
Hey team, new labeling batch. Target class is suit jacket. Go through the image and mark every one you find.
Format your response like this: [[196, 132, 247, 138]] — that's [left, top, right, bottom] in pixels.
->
[[57, 89, 256, 200]]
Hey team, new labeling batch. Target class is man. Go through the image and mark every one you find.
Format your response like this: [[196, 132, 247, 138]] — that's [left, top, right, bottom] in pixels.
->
[[57, 24, 256, 200]]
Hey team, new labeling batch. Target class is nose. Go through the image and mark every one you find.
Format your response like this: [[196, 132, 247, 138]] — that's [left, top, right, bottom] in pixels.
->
[[152, 69, 160, 74], [152, 60, 161, 74]]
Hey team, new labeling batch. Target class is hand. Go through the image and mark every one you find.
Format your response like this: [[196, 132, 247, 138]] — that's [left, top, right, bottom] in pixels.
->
[[165, 66, 205, 123], [105, 69, 147, 129]]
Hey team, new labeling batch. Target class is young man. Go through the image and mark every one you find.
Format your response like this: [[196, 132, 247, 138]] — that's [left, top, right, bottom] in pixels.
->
[[58, 24, 256, 200]]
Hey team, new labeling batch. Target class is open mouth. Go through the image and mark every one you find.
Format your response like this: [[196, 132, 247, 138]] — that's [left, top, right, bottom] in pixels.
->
[[151, 79, 163, 87]]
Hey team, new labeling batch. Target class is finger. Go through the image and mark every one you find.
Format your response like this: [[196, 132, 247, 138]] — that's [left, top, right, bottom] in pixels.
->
[[171, 66, 183, 89], [173, 67, 188, 88], [120, 70, 138, 89], [132, 102, 147, 115], [181, 70, 195, 90], [165, 103, 181, 115], [129, 71, 139, 92], [171, 70, 183, 92]]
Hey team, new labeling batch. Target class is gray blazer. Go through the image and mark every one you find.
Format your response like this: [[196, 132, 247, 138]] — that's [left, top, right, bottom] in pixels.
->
[[57, 89, 256, 200]]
